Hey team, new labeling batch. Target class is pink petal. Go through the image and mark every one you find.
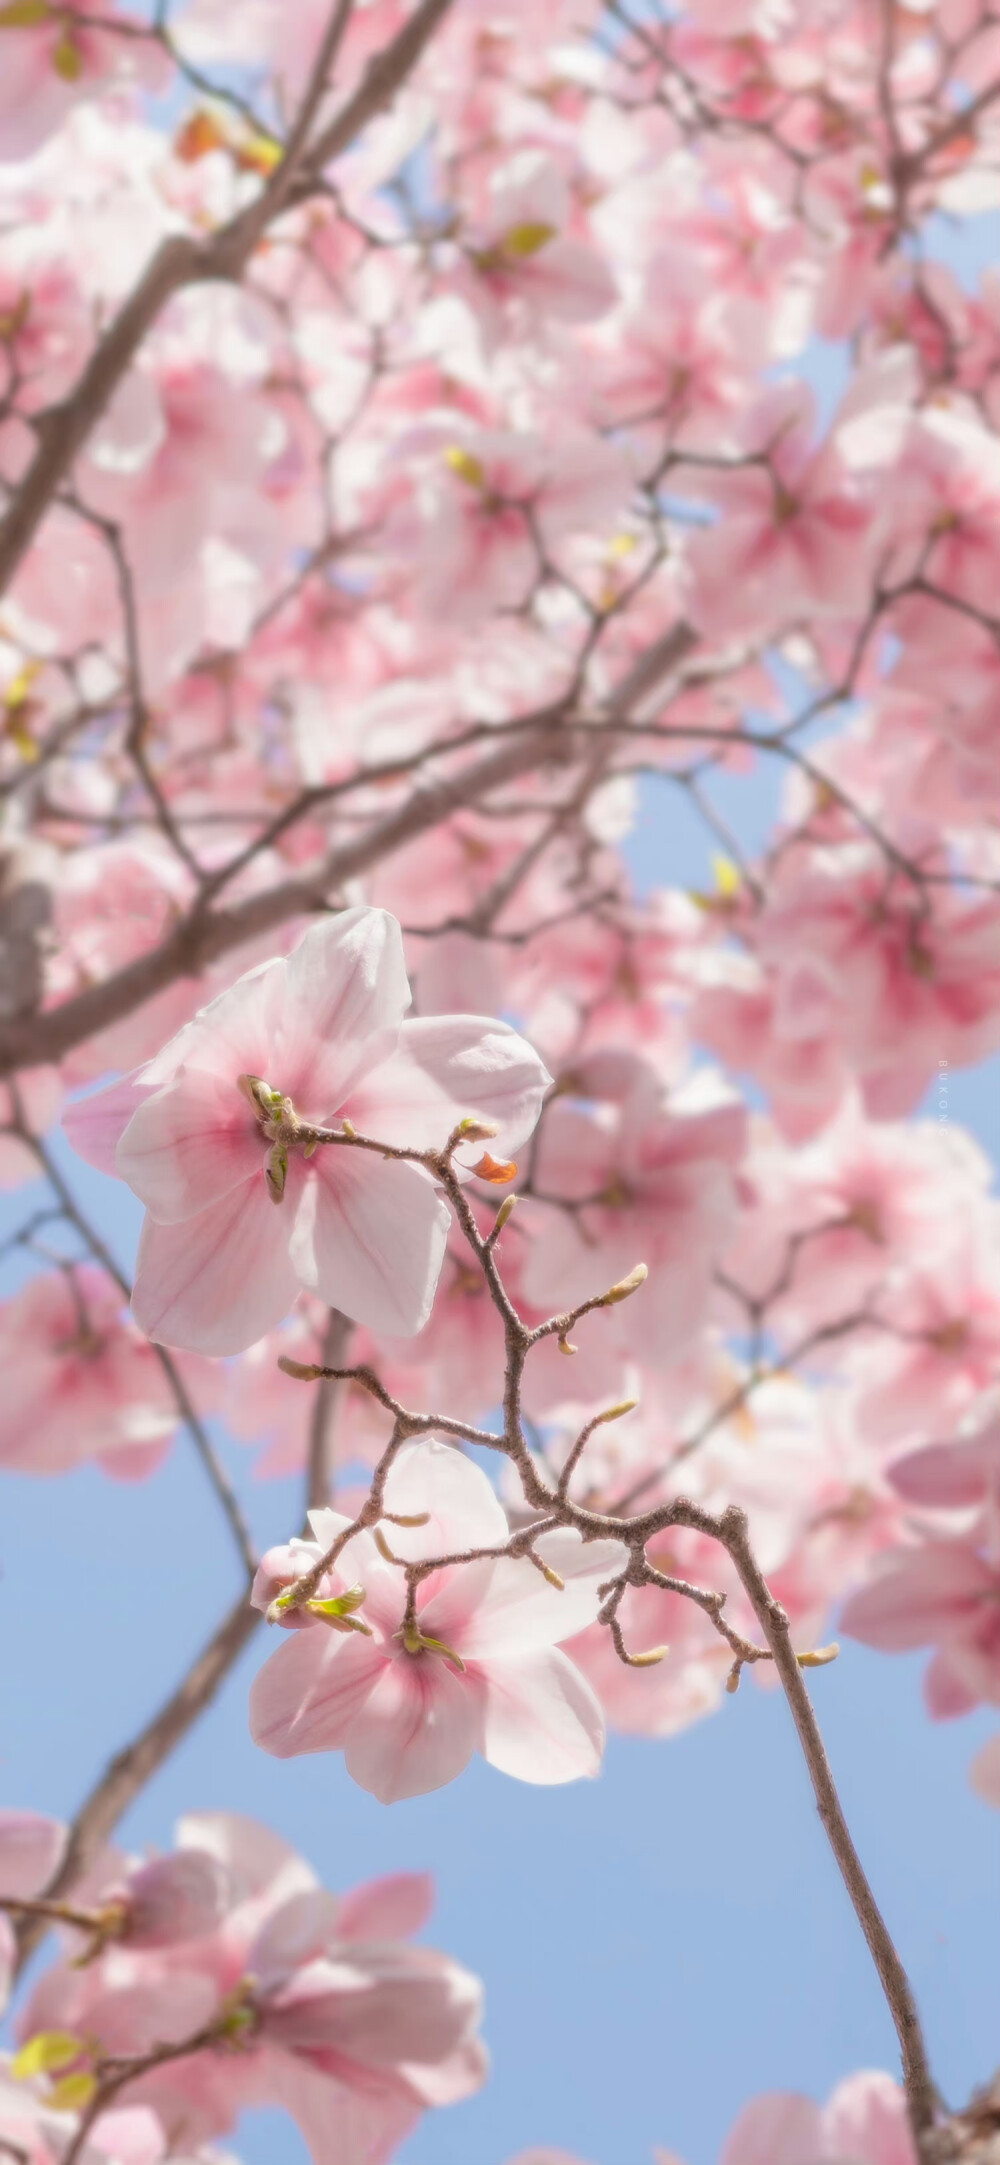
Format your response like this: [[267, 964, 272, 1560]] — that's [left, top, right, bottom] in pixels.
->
[[64, 1075, 151, 1176], [889, 1429, 1000, 1507], [131, 1175, 300, 1354], [480, 1648, 605, 1784], [719, 2094, 823, 2165], [461, 1534, 627, 1656], [354, 1016, 551, 1156], [86, 2110, 165, 2165], [257, 2039, 419, 2165], [121, 1850, 229, 1947], [823, 2071, 916, 2165], [343, 1656, 482, 1803], [294, 1150, 449, 1337], [0, 1809, 66, 1897], [264, 1944, 482, 2069], [176, 1812, 316, 1904], [336, 1872, 435, 1944], [841, 1545, 997, 1652], [280, 908, 411, 1113], [380, 1439, 509, 1558], [399, 2031, 490, 2108], [250, 1630, 385, 1759], [117, 1067, 262, 1223], [250, 1889, 343, 1987], [970, 1732, 1000, 1808], [148, 956, 287, 1091], [924, 1647, 979, 1720]]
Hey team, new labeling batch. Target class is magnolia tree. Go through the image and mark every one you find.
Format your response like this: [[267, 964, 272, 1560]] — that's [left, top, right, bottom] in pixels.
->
[[0, 0, 998, 2161]]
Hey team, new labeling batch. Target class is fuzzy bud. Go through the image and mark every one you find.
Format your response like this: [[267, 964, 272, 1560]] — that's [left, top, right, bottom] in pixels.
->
[[594, 1398, 638, 1425], [601, 1262, 648, 1305], [796, 1642, 840, 1668]]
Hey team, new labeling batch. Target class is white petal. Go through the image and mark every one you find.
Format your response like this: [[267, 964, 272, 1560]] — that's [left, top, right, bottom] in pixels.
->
[[131, 1177, 299, 1354], [380, 1439, 509, 1558], [481, 1648, 604, 1784], [461, 1532, 627, 1655], [293, 1150, 449, 1337], [280, 908, 411, 1113], [356, 1015, 552, 1156]]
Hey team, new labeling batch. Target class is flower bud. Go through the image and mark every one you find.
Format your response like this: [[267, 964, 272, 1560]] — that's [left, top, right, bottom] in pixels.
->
[[277, 1357, 324, 1381], [601, 1262, 648, 1305], [492, 1194, 517, 1234], [796, 1642, 840, 1669], [594, 1398, 638, 1425]]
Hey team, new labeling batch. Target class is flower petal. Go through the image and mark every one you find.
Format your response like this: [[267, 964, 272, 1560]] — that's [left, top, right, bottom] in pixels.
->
[[380, 1439, 509, 1558], [480, 1648, 605, 1784], [353, 1016, 552, 1156], [343, 1656, 482, 1803], [335, 1872, 435, 1944], [131, 1176, 300, 1354], [719, 2093, 823, 2165], [250, 1629, 385, 1759], [294, 1151, 449, 1337], [460, 1533, 628, 1656], [117, 1066, 262, 1223], [64, 1075, 151, 1177], [280, 909, 411, 1114]]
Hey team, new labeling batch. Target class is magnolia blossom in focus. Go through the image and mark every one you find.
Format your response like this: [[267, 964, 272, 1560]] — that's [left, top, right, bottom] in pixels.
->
[[250, 1441, 626, 1801], [66, 908, 550, 1354]]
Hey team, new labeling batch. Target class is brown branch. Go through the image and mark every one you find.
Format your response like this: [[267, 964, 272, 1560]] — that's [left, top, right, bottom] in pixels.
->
[[12, 1111, 257, 1581], [715, 1503, 937, 2149], [0, 623, 696, 1081], [306, 1308, 353, 1512], [14, 1593, 259, 1977]]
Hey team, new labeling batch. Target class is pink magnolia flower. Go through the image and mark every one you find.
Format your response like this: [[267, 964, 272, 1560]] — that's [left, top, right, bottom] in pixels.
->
[[20, 1813, 484, 2165], [841, 1538, 1000, 1719], [452, 152, 617, 346], [250, 1440, 626, 1801], [65, 908, 551, 1355], [0, 1265, 215, 1481], [520, 1053, 745, 1364], [684, 382, 873, 640]]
